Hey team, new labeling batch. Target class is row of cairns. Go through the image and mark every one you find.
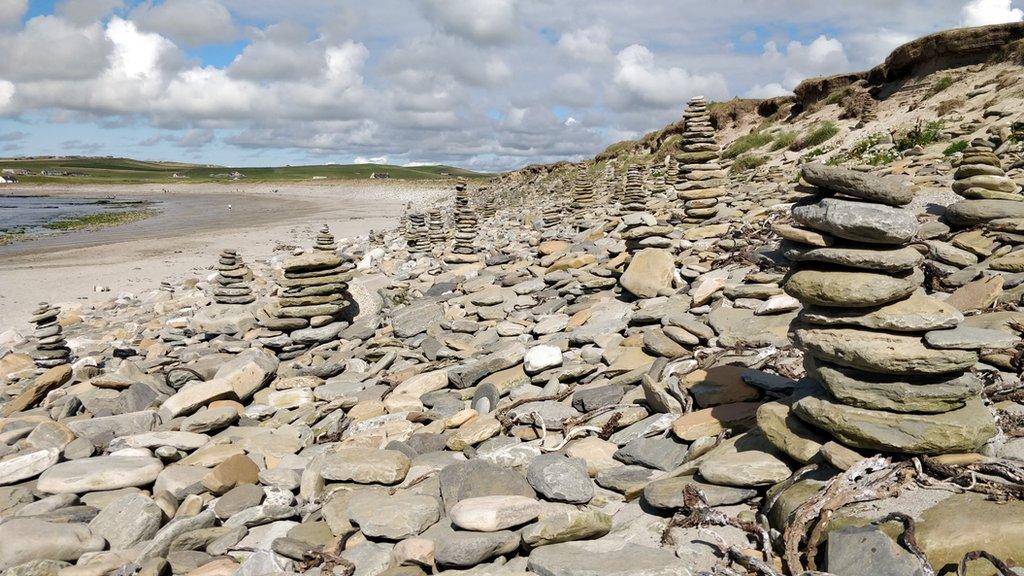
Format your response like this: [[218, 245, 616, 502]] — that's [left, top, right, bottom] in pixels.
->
[[446, 177, 480, 262], [258, 244, 353, 359], [945, 138, 1024, 228], [675, 95, 727, 225], [779, 163, 1005, 455], [211, 249, 255, 305], [29, 302, 71, 369]]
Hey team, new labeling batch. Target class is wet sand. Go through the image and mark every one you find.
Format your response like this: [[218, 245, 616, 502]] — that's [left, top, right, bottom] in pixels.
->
[[0, 181, 447, 329]]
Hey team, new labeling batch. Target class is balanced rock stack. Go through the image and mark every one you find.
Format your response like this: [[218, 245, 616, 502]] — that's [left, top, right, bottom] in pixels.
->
[[602, 163, 620, 204], [314, 225, 337, 251], [570, 166, 595, 213], [645, 160, 666, 198], [477, 186, 497, 219], [212, 249, 255, 305], [428, 209, 446, 248], [945, 139, 1024, 227], [541, 201, 562, 230], [159, 281, 174, 294], [675, 96, 727, 224], [622, 164, 646, 212], [449, 177, 479, 259], [29, 303, 71, 368], [405, 211, 429, 254], [781, 164, 997, 454]]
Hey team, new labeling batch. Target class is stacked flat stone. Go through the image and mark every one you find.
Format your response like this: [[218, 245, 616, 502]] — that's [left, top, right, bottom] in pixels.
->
[[29, 303, 71, 368], [477, 186, 497, 219], [541, 201, 562, 230], [570, 166, 595, 212], [406, 211, 429, 254], [646, 161, 667, 198], [604, 164, 622, 204], [664, 156, 679, 193], [675, 96, 727, 224], [314, 225, 337, 251], [213, 249, 255, 305], [622, 164, 646, 212], [451, 178, 479, 256], [856, 98, 877, 129], [159, 281, 174, 294], [945, 140, 1024, 227], [428, 209, 446, 248], [780, 163, 996, 455]]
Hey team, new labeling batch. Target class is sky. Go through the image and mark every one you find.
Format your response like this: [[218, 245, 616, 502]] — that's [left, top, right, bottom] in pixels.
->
[[0, 0, 1021, 171]]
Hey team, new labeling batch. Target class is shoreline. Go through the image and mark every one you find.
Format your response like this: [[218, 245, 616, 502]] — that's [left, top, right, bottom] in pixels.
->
[[0, 181, 447, 329]]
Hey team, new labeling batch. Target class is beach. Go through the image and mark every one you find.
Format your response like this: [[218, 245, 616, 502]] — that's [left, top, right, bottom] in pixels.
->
[[0, 181, 448, 329]]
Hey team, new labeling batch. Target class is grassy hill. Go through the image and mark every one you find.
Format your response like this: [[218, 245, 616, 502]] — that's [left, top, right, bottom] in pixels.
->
[[0, 157, 488, 184]]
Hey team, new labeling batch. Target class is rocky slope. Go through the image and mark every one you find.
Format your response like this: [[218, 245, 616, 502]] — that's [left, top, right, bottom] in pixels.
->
[[2, 22, 1024, 576]]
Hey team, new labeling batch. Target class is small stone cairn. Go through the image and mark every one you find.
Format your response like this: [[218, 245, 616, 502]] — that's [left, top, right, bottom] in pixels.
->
[[30, 303, 71, 368], [570, 166, 595, 212], [622, 164, 646, 212], [159, 281, 174, 295], [945, 139, 1024, 228], [405, 211, 429, 254], [448, 177, 479, 260], [212, 249, 255, 305], [314, 225, 337, 251], [781, 163, 997, 454], [675, 96, 727, 224], [428, 209, 446, 248], [645, 160, 666, 198]]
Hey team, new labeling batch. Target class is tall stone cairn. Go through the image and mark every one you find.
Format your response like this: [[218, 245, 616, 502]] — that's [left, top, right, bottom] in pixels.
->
[[780, 163, 996, 455], [675, 96, 727, 224], [570, 166, 595, 212], [622, 164, 646, 212], [30, 303, 71, 368], [478, 186, 497, 219], [213, 249, 255, 305], [646, 161, 666, 198], [428, 209, 446, 248], [541, 200, 562, 230], [405, 211, 429, 254], [451, 177, 478, 255], [945, 139, 1024, 228], [602, 163, 620, 203], [314, 225, 338, 251], [664, 155, 679, 194]]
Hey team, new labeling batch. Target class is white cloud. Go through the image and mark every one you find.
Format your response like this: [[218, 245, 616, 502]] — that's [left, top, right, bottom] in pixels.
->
[[761, 35, 850, 89], [176, 127, 214, 147], [0, 16, 112, 81], [0, 0, 26, 28], [420, 0, 518, 44], [58, 0, 123, 25], [228, 23, 325, 81], [612, 44, 728, 108], [961, 0, 1023, 25], [0, 81, 15, 114], [558, 26, 613, 63], [130, 0, 237, 46], [354, 155, 387, 164], [745, 82, 791, 98]]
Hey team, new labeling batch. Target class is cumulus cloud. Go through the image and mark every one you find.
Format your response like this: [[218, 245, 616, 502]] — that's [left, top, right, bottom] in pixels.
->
[[612, 44, 728, 108], [0, 16, 112, 82], [0, 0, 27, 28], [744, 83, 791, 98], [130, 0, 237, 46], [176, 127, 214, 147], [760, 35, 850, 89], [961, 0, 1023, 25], [420, 0, 518, 44], [58, 0, 124, 25], [558, 26, 613, 63]]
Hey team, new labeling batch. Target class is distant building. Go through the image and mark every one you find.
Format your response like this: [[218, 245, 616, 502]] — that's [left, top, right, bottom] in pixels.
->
[[0, 176, 13, 184], [370, 172, 390, 179]]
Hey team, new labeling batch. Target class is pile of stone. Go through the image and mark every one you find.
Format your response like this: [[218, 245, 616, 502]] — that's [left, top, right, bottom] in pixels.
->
[[428, 209, 446, 248], [314, 225, 337, 251], [622, 164, 646, 212], [645, 160, 667, 198], [782, 164, 997, 454], [448, 178, 479, 260], [570, 166, 595, 212], [159, 281, 174, 294], [405, 211, 430, 254], [945, 140, 1024, 228], [29, 303, 70, 368], [675, 96, 727, 224], [259, 249, 351, 358], [212, 249, 255, 305]]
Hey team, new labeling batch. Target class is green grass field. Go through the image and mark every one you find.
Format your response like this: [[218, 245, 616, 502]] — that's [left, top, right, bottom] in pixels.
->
[[0, 157, 489, 184]]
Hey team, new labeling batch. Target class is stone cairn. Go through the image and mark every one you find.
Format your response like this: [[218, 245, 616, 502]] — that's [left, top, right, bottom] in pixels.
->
[[645, 160, 667, 198], [945, 139, 1024, 228], [622, 164, 646, 212], [477, 186, 497, 219], [602, 162, 620, 204], [675, 96, 727, 224], [212, 249, 255, 305], [29, 303, 71, 368], [570, 166, 596, 225], [541, 200, 562, 230], [428, 209, 446, 248], [260, 249, 351, 359], [405, 211, 429, 254], [449, 177, 479, 259], [159, 281, 174, 295], [781, 163, 996, 454], [314, 225, 337, 251]]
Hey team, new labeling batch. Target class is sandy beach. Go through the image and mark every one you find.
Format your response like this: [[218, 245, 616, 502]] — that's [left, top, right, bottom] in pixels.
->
[[0, 181, 448, 329]]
